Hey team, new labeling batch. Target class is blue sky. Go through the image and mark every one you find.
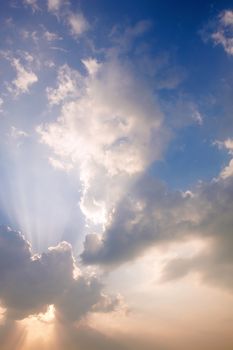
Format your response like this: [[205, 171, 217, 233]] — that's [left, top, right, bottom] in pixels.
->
[[1, 1, 233, 349]]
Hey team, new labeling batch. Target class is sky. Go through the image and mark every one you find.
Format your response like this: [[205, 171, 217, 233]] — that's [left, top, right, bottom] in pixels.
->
[[0, 0, 233, 349]]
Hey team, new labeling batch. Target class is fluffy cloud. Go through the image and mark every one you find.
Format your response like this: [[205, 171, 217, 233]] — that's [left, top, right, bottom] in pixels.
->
[[0, 226, 120, 322], [39, 54, 168, 228], [82, 171, 233, 291]]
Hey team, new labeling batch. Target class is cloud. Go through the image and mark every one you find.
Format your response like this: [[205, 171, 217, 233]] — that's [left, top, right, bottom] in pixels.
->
[[67, 12, 89, 37], [47, 0, 66, 13], [23, 0, 39, 12], [38, 24, 201, 275], [220, 9, 233, 27], [0, 97, 3, 112], [10, 126, 28, 139], [0, 226, 121, 322], [162, 93, 203, 128], [54, 324, 125, 350], [110, 20, 153, 53], [82, 58, 102, 76], [208, 10, 233, 56], [220, 159, 233, 179], [46, 1, 89, 40], [44, 30, 62, 42], [81, 176, 197, 266], [46, 64, 81, 105], [7, 57, 38, 96], [216, 138, 233, 179], [38, 55, 168, 228], [81, 169, 233, 292]]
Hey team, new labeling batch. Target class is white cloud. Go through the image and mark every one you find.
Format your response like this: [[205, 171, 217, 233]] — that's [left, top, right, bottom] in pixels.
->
[[23, 0, 39, 12], [47, 0, 65, 12], [217, 138, 233, 179], [44, 30, 62, 41], [223, 138, 233, 153], [220, 159, 233, 179], [67, 12, 89, 37], [8, 58, 38, 96], [46, 64, 81, 105], [220, 10, 233, 26], [210, 10, 233, 56], [38, 57, 167, 227], [82, 58, 101, 76], [10, 126, 28, 139]]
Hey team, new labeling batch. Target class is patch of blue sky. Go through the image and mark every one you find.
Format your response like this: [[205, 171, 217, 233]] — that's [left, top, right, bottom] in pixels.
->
[[149, 123, 231, 190]]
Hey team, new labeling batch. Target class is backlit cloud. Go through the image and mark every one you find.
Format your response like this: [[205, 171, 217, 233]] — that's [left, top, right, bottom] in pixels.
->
[[38, 54, 168, 227], [0, 226, 120, 322], [1, 2, 233, 349]]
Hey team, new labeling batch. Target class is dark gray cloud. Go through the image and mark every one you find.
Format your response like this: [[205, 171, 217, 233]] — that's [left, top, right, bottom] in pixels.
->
[[82, 175, 233, 291], [0, 226, 120, 322]]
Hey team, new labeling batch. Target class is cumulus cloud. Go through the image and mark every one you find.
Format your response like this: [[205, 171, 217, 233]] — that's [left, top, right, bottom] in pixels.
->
[[81, 171, 233, 292], [38, 55, 168, 228], [38, 23, 206, 280], [0, 226, 120, 322]]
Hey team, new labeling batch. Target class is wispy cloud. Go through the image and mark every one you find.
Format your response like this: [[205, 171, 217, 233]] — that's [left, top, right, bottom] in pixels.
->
[[67, 12, 89, 37], [23, 0, 39, 12], [47, 0, 67, 13], [206, 10, 233, 56], [8, 58, 38, 96], [46, 64, 81, 105]]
